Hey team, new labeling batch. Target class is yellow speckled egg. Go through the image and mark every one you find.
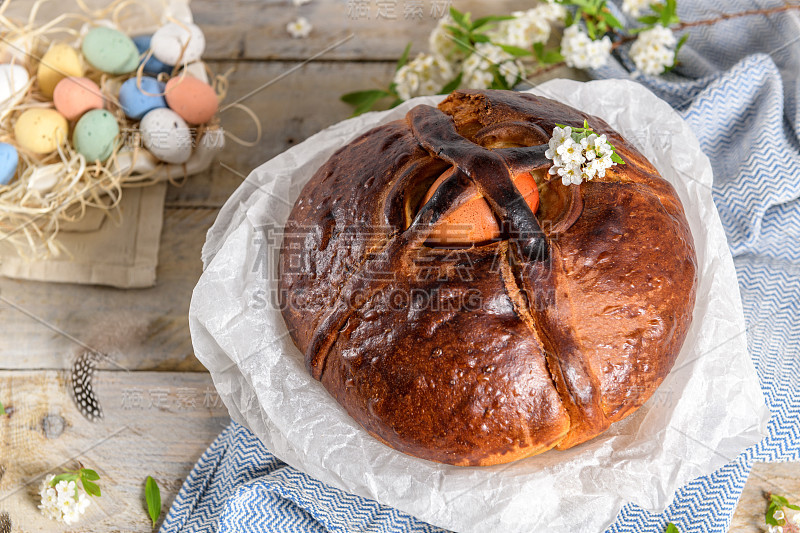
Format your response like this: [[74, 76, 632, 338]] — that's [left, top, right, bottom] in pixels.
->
[[37, 43, 84, 98], [14, 108, 69, 154]]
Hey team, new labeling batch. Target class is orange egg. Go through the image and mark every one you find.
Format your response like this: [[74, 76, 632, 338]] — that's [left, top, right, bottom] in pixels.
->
[[423, 170, 539, 245], [53, 77, 104, 121], [164, 74, 218, 125]]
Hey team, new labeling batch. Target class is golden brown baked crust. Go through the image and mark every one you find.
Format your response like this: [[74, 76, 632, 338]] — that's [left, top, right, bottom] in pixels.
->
[[278, 89, 697, 466]]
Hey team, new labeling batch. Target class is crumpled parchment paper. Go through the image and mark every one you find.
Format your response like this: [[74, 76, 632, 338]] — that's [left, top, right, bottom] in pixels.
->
[[189, 79, 770, 533]]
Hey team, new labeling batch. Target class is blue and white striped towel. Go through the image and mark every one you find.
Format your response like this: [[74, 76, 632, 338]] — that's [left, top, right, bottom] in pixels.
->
[[162, 1, 800, 531]]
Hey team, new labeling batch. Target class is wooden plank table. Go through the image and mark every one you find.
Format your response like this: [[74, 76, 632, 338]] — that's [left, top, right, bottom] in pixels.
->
[[0, 1, 786, 531]]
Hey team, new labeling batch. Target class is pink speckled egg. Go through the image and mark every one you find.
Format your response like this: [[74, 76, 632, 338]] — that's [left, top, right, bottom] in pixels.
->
[[164, 74, 218, 125], [53, 77, 104, 121]]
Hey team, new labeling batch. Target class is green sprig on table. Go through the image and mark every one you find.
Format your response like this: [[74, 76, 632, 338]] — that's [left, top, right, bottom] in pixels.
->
[[50, 467, 102, 497], [665, 523, 681, 533], [766, 493, 800, 527]]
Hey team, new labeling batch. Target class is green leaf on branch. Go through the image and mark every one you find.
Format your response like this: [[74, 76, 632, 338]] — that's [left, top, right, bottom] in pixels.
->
[[497, 44, 533, 57], [664, 33, 689, 73], [470, 14, 514, 31], [145, 476, 162, 529], [533, 43, 564, 65], [637, 14, 661, 25], [665, 524, 681, 533], [471, 33, 490, 43], [675, 33, 689, 55], [0, 401, 5, 415], [449, 7, 470, 29], [341, 89, 393, 117], [395, 42, 412, 72], [649, 0, 680, 27], [80, 468, 100, 481], [82, 479, 101, 497], [585, 17, 597, 39], [441, 72, 463, 94], [601, 9, 623, 30]]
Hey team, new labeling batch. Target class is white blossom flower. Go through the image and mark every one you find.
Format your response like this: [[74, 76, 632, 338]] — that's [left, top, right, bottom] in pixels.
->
[[630, 25, 678, 75], [461, 42, 523, 90], [768, 525, 783, 533], [791, 511, 800, 525], [38, 474, 92, 525], [558, 163, 583, 186], [429, 16, 467, 64], [775, 509, 786, 521], [622, 0, 651, 17], [393, 53, 453, 101], [286, 17, 312, 39], [489, 3, 566, 48], [560, 25, 612, 69], [545, 124, 619, 185]]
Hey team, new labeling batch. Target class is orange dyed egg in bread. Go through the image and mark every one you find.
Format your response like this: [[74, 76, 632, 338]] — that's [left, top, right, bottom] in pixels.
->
[[423, 170, 539, 245]]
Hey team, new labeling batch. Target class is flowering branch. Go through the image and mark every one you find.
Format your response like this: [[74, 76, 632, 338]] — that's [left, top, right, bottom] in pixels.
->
[[341, 1, 800, 117], [766, 493, 800, 533], [39, 466, 102, 524]]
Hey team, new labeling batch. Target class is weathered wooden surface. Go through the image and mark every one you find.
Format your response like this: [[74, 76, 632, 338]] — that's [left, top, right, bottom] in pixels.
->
[[0, 371, 229, 532], [0, 0, 786, 531], [0, 208, 216, 371], [192, 0, 533, 61]]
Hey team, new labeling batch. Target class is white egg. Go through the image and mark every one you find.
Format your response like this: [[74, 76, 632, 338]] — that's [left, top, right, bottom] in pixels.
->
[[0, 63, 30, 111], [27, 163, 63, 194], [151, 22, 206, 65], [139, 108, 193, 164]]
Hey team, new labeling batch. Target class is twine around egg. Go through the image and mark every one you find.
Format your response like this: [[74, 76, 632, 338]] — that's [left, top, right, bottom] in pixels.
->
[[0, 0, 261, 259]]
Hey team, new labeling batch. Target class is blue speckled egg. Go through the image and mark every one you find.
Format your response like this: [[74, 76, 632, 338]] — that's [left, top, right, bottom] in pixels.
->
[[119, 76, 167, 120], [0, 142, 18, 185], [132, 35, 173, 75]]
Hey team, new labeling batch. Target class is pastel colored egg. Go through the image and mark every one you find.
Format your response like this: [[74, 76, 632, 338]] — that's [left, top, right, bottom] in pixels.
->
[[118, 76, 166, 120], [0, 142, 19, 185], [139, 107, 192, 164], [72, 109, 119, 162], [165, 75, 218, 124], [53, 77, 104, 120], [423, 170, 540, 245], [37, 43, 83, 98], [0, 63, 30, 111], [81, 27, 139, 75], [132, 34, 173, 75], [27, 163, 62, 193], [14, 108, 68, 154], [150, 23, 205, 66]]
